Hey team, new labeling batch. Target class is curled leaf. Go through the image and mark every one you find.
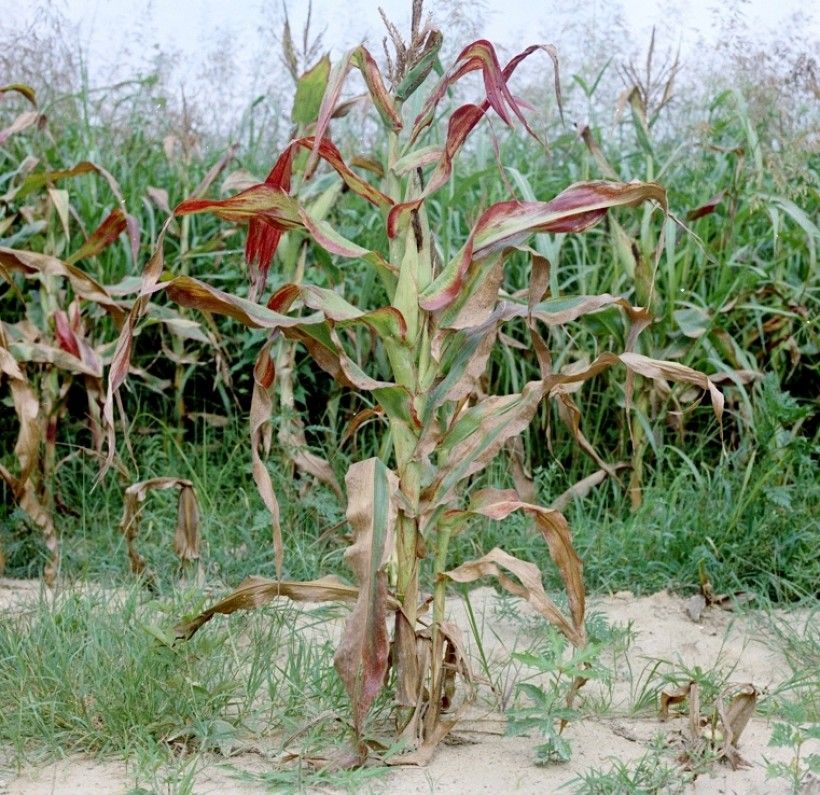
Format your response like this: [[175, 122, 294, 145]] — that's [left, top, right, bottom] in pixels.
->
[[446, 547, 584, 648], [119, 477, 200, 580]]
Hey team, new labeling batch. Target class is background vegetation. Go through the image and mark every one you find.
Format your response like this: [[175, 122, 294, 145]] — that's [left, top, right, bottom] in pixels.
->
[[2, 2, 815, 601]]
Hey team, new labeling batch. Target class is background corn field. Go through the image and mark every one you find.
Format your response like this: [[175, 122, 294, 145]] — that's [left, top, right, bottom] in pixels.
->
[[1, 4, 815, 597]]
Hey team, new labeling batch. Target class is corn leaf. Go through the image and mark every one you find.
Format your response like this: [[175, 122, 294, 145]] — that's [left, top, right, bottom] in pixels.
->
[[334, 458, 400, 743], [292, 55, 331, 124], [446, 546, 584, 648], [66, 208, 129, 265], [175, 575, 389, 640], [421, 181, 667, 311]]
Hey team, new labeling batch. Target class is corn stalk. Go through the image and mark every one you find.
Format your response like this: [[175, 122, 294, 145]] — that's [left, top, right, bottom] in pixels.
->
[[103, 10, 724, 765]]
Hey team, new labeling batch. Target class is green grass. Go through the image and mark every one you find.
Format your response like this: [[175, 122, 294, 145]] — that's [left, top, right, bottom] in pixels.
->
[[3, 376, 815, 601], [0, 583, 376, 789]]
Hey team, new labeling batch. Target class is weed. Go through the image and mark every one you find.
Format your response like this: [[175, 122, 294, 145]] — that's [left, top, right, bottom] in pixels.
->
[[764, 702, 820, 794]]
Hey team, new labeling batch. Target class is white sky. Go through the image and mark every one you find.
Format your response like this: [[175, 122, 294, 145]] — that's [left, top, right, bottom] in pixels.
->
[[10, 0, 818, 64], [5, 0, 818, 125]]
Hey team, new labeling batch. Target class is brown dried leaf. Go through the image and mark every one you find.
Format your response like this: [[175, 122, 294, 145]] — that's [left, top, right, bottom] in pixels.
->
[[0, 334, 58, 584], [119, 477, 196, 579], [0, 110, 40, 144], [660, 682, 692, 721], [175, 575, 381, 640], [146, 186, 172, 215], [174, 484, 200, 562], [276, 339, 343, 499], [446, 546, 584, 648], [191, 144, 239, 198], [251, 343, 283, 576], [550, 467, 622, 512], [334, 458, 400, 742], [717, 684, 757, 769]]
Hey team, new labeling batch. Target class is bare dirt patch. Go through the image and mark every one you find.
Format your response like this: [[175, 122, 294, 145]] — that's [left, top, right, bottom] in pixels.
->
[[1, 581, 816, 793]]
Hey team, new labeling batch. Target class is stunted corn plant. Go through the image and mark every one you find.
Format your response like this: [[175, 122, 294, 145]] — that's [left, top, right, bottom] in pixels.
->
[[104, 3, 723, 764]]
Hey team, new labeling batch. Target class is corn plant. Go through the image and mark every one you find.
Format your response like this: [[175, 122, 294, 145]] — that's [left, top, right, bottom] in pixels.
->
[[0, 85, 223, 580], [103, 4, 723, 763], [0, 85, 137, 579]]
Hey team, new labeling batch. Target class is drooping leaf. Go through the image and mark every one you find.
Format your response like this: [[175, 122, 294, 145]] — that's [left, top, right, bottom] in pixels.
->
[[250, 343, 283, 576], [0, 83, 37, 105], [9, 339, 101, 378], [119, 477, 199, 581], [350, 47, 403, 131], [177, 137, 392, 292], [446, 546, 584, 648], [334, 458, 400, 744], [446, 489, 585, 645], [0, 247, 125, 321], [163, 275, 322, 330], [102, 221, 174, 475], [309, 45, 401, 171], [175, 484, 201, 562], [16, 160, 126, 204], [175, 575, 392, 640], [66, 208, 128, 265], [0, 111, 40, 145], [716, 684, 757, 769], [686, 192, 724, 221], [175, 183, 302, 227], [423, 350, 723, 507]]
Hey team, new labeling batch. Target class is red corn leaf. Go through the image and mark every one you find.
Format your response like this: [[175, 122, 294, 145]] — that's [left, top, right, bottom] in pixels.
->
[[179, 136, 392, 293], [420, 180, 666, 311], [388, 104, 486, 238], [412, 40, 560, 144], [54, 311, 80, 358], [66, 208, 128, 265], [686, 192, 724, 221], [163, 276, 322, 329], [175, 183, 302, 227]]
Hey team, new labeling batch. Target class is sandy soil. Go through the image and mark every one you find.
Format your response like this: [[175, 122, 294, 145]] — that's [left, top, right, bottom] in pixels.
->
[[1, 580, 817, 794]]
